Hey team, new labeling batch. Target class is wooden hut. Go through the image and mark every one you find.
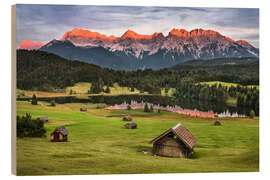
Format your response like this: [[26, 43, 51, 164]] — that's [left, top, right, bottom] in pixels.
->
[[150, 123, 197, 158], [123, 115, 132, 121], [214, 120, 222, 126], [50, 126, 69, 142], [125, 122, 137, 129], [80, 107, 87, 112], [38, 116, 49, 123]]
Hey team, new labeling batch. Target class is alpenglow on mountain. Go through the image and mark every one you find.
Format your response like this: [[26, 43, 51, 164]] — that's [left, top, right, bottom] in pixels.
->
[[39, 28, 259, 70]]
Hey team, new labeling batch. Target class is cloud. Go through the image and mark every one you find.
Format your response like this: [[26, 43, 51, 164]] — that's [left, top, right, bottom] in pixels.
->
[[16, 5, 259, 48]]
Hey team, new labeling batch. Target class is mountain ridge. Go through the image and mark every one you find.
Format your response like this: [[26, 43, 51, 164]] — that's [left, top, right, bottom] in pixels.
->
[[37, 27, 259, 70]]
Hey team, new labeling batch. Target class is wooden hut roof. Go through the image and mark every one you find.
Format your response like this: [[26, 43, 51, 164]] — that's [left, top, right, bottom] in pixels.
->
[[38, 116, 49, 120], [52, 126, 69, 136], [150, 123, 197, 149]]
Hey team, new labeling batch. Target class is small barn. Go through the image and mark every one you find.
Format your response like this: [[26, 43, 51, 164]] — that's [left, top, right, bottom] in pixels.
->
[[150, 123, 197, 158], [123, 115, 132, 121], [125, 122, 137, 129], [80, 107, 87, 112], [38, 116, 49, 123], [214, 120, 222, 126], [50, 126, 69, 142]]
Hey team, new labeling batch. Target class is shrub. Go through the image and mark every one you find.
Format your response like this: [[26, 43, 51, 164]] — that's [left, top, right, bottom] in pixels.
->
[[17, 113, 46, 138], [157, 109, 161, 113], [50, 100, 56, 106], [249, 110, 255, 119], [105, 86, 111, 93]]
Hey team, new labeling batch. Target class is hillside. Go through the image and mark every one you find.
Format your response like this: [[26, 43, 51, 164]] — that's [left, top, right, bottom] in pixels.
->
[[17, 50, 259, 92]]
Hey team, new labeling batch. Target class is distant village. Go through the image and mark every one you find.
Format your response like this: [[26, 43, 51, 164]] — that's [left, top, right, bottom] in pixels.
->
[[106, 101, 247, 118]]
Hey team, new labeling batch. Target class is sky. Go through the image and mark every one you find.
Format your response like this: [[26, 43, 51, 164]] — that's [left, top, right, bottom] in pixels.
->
[[16, 4, 259, 48]]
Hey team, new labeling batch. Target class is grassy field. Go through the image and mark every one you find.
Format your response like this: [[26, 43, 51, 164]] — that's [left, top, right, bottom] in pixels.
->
[[226, 97, 237, 107], [16, 89, 67, 98], [16, 101, 259, 175], [18, 82, 177, 99], [66, 82, 144, 95], [160, 88, 176, 96], [17, 83, 146, 99]]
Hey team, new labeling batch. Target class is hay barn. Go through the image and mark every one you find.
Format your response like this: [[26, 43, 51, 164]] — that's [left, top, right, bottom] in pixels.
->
[[80, 107, 87, 112], [150, 123, 197, 158], [214, 120, 222, 126], [51, 126, 69, 142], [125, 122, 137, 129], [38, 116, 49, 122], [123, 115, 132, 121]]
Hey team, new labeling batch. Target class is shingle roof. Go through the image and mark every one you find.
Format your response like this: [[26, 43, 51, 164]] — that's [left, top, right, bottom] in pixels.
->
[[150, 123, 197, 149], [38, 116, 49, 121], [52, 126, 69, 135], [172, 123, 197, 149]]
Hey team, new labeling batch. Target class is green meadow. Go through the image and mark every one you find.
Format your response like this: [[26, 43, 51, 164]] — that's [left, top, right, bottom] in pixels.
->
[[16, 101, 259, 175], [66, 82, 144, 95]]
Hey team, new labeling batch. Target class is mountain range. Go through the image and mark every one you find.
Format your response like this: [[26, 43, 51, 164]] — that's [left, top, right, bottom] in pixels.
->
[[37, 28, 259, 70]]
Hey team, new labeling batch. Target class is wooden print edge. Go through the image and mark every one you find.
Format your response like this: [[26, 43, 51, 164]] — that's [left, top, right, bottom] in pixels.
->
[[11, 4, 17, 175]]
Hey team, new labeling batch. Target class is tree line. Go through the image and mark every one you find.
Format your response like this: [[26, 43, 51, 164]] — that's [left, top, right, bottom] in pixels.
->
[[17, 50, 259, 93]]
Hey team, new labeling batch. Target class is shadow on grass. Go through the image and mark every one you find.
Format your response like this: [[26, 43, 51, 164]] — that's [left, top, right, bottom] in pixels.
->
[[129, 145, 153, 152]]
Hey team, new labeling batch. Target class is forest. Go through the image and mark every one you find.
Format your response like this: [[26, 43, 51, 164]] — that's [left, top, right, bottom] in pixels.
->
[[17, 50, 259, 90]]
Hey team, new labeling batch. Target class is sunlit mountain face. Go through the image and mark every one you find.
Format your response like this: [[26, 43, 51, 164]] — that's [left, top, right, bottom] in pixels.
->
[[18, 40, 44, 50]]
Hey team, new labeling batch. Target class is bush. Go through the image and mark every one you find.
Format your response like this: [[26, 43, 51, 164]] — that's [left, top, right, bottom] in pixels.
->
[[157, 109, 161, 113], [17, 113, 46, 138], [31, 94, 38, 105], [105, 86, 111, 93], [249, 110, 255, 119], [50, 100, 56, 106]]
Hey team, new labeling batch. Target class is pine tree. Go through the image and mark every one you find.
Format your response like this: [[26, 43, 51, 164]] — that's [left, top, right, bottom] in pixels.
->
[[144, 104, 149, 112], [165, 86, 169, 95], [150, 105, 154, 112], [31, 94, 38, 105], [127, 105, 131, 110]]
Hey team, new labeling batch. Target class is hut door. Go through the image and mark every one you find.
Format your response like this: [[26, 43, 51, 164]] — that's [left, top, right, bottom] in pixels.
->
[[55, 132, 59, 141], [59, 133, 63, 140]]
